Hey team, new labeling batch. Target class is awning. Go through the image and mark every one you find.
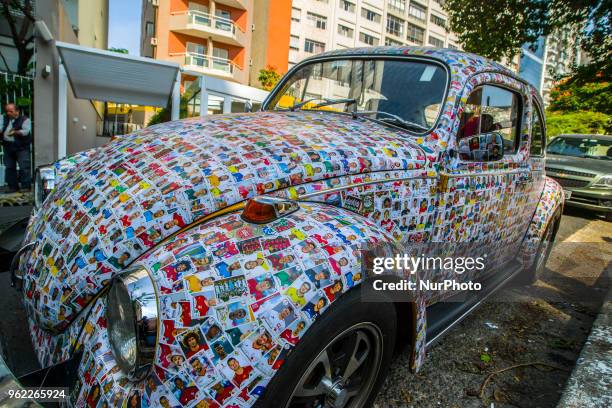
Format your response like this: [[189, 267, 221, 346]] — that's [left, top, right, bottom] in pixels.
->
[[56, 41, 180, 107]]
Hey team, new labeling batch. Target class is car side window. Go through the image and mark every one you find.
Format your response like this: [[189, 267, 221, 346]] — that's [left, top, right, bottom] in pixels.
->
[[457, 84, 522, 162], [530, 102, 545, 156]]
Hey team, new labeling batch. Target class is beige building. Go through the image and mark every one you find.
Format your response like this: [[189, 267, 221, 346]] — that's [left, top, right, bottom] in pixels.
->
[[288, 0, 461, 68]]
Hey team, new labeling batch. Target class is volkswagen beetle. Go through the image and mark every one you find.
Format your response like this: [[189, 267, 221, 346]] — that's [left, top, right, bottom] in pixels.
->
[[11, 47, 563, 408]]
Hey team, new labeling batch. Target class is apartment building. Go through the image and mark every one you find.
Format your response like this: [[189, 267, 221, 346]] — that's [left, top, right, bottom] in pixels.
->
[[140, 0, 292, 88], [519, 26, 586, 104], [288, 0, 460, 68]]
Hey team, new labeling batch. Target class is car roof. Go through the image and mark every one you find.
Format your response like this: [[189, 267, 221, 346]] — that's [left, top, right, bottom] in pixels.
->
[[553, 134, 612, 140]]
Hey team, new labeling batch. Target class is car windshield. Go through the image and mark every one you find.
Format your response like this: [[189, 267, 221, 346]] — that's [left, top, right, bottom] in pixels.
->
[[265, 58, 448, 132], [547, 136, 612, 160]]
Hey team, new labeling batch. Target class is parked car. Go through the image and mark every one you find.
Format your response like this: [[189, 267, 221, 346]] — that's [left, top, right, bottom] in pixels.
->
[[545, 134, 612, 220], [7, 47, 564, 408]]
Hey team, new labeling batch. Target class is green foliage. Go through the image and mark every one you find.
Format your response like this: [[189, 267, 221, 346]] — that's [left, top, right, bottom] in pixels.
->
[[548, 80, 612, 115], [146, 96, 189, 127], [258, 66, 281, 91], [108, 47, 129, 54], [444, 0, 549, 62], [443, 0, 611, 81], [546, 111, 611, 137]]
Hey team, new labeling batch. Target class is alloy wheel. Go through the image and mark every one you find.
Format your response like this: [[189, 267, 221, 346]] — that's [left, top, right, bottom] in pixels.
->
[[285, 322, 384, 408]]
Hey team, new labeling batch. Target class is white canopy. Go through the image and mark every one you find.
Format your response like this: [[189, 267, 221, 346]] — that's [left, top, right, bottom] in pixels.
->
[[56, 41, 180, 107]]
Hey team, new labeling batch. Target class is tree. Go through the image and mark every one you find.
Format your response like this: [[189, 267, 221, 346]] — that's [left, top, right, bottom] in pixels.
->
[[258, 66, 281, 91], [0, 0, 36, 75], [548, 80, 611, 115], [546, 111, 610, 137], [443, 0, 611, 81]]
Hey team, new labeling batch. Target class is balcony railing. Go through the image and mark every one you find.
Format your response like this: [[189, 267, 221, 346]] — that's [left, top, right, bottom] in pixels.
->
[[187, 10, 236, 36], [184, 52, 236, 74]]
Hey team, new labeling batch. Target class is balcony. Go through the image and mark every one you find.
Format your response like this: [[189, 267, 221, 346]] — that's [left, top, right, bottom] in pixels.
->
[[216, 0, 247, 10], [174, 52, 245, 82], [170, 10, 246, 47]]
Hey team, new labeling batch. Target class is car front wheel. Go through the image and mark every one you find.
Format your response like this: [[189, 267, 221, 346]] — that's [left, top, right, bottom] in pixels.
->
[[256, 287, 397, 408]]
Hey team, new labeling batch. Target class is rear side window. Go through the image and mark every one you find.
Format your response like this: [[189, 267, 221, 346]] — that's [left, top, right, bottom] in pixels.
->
[[530, 102, 545, 156], [457, 85, 522, 161]]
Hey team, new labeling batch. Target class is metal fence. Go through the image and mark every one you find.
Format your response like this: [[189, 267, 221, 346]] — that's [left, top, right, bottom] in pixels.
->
[[0, 71, 34, 188]]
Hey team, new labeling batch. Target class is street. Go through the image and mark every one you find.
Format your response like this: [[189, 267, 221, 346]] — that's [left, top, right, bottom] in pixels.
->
[[0, 207, 609, 407]]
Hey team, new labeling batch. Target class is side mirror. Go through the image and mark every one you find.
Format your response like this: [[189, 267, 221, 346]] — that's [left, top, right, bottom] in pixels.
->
[[458, 132, 503, 161], [244, 100, 253, 113]]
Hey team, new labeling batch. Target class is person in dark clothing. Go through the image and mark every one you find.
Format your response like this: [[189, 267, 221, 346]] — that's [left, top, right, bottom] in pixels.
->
[[2, 103, 32, 192]]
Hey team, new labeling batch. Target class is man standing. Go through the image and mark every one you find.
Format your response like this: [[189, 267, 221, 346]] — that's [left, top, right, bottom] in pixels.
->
[[2, 103, 32, 192]]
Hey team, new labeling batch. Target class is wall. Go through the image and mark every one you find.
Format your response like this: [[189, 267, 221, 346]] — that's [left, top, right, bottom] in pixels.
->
[[250, 0, 292, 87], [33, 0, 107, 166]]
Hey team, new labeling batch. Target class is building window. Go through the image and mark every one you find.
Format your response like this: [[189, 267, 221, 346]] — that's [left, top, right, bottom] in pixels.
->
[[428, 35, 444, 47], [430, 14, 446, 28], [433, 0, 445, 6], [290, 35, 300, 50], [359, 32, 379, 46], [448, 43, 458, 49], [291, 7, 301, 22], [408, 2, 427, 21], [307, 12, 327, 30], [385, 38, 403, 46], [388, 0, 406, 13], [338, 24, 354, 38], [407, 23, 425, 44], [361, 8, 381, 23], [145, 21, 155, 36], [340, 1, 355, 13], [386, 15, 404, 37], [304, 38, 326, 53], [186, 41, 206, 55]]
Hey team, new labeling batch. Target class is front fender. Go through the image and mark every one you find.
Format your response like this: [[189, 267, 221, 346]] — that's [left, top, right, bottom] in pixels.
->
[[71, 202, 425, 407], [520, 176, 564, 267]]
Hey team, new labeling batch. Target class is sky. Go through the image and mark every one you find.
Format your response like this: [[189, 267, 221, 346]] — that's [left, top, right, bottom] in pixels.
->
[[108, 0, 142, 55]]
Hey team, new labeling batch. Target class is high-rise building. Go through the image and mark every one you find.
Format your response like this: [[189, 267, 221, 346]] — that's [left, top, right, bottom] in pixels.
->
[[519, 26, 585, 104], [140, 0, 292, 88], [288, 0, 461, 69]]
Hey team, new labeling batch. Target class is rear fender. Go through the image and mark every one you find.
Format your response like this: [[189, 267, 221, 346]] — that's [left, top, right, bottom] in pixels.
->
[[520, 176, 564, 268]]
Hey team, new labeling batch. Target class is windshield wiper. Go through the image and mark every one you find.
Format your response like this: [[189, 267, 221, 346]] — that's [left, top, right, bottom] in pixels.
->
[[291, 97, 356, 111], [351, 110, 429, 132]]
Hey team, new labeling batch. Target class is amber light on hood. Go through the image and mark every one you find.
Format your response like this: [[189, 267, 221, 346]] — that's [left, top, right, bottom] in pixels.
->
[[241, 196, 299, 224]]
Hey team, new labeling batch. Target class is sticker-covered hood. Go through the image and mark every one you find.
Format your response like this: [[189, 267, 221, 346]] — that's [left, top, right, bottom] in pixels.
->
[[22, 111, 427, 330]]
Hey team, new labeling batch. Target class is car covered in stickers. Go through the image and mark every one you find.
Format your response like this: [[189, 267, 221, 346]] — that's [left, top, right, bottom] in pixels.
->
[[9, 46, 564, 408]]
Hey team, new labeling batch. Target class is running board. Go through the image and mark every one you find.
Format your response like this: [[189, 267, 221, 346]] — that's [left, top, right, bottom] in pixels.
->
[[425, 261, 523, 347]]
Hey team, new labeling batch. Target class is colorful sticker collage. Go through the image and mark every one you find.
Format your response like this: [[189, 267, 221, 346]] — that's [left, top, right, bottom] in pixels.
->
[[16, 47, 564, 407]]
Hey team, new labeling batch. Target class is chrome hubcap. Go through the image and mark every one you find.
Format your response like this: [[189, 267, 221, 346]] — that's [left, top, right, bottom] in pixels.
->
[[286, 323, 383, 408]]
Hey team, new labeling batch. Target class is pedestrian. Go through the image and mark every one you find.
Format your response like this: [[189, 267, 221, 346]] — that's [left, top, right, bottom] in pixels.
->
[[1, 103, 32, 192]]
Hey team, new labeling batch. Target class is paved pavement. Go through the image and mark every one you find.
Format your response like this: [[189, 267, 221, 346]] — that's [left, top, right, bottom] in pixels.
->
[[0, 206, 609, 407], [557, 290, 611, 408]]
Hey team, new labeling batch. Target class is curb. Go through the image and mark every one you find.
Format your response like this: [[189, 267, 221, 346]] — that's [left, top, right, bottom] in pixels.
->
[[557, 290, 611, 408]]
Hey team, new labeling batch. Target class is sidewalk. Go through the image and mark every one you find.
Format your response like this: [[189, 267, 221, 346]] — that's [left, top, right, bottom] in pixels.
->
[[557, 290, 611, 408]]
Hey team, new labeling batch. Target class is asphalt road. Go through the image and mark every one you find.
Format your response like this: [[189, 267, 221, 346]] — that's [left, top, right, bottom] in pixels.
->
[[0, 206, 609, 408]]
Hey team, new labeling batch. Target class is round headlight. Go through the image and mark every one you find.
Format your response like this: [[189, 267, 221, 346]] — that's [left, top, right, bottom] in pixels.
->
[[34, 165, 56, 209], [106, 267, 158, 381]]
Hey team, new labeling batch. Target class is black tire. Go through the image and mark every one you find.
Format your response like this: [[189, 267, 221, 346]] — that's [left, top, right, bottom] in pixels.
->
[[514, 209, 561, 286], [255, 287, 397, 408]]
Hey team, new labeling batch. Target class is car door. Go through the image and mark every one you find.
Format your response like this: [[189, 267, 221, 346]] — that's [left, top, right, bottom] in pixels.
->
[[433, 78, 539, 284]]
